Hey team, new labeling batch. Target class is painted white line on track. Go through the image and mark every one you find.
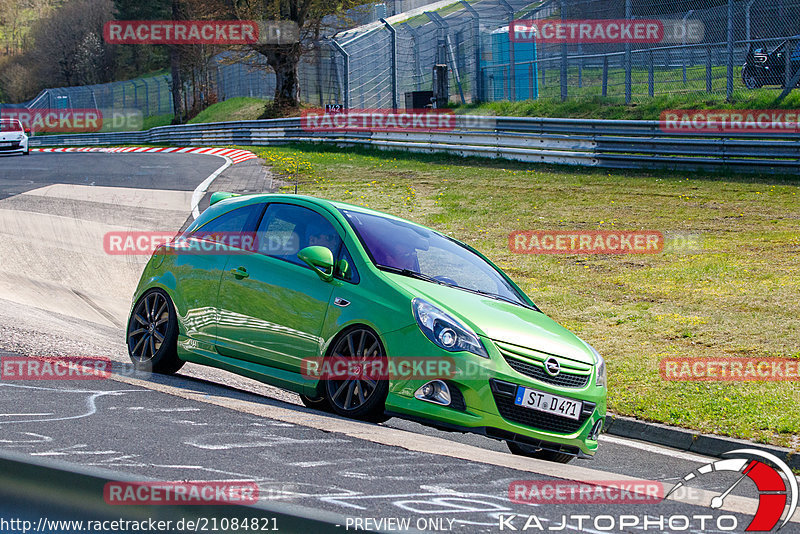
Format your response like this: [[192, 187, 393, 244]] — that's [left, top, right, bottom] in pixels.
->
[[104, 369, 800, 525], [191, 156, 232, 219], [599, 434, 714, 463]]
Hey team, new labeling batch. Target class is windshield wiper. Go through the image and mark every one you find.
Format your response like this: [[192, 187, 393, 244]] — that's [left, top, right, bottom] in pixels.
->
[[457, 286, 539, 311], [377, 265, 445, 285]]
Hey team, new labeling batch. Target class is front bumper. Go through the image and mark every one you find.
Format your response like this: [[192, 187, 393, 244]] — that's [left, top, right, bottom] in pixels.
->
[[0, 140, 25, 153], [382, 325, 607, 457]]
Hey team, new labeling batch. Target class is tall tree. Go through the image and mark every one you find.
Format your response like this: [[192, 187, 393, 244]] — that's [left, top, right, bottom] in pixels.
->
[[226, 0, 372, 108]]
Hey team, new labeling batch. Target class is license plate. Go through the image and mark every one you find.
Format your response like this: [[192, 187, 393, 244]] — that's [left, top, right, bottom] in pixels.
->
[[514, 386, 582, 420], [0, 143, 12, 147]]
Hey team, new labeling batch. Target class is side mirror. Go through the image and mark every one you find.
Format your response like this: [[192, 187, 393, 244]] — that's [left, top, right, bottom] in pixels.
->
[[298, 246, 334, 282]]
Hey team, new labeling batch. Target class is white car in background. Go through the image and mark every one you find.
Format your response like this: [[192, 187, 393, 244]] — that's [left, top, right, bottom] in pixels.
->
[[0, 119, 29, 156]]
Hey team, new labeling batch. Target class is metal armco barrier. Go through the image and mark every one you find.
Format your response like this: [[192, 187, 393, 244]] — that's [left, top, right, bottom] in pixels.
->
[[30, 116, 800, 174]]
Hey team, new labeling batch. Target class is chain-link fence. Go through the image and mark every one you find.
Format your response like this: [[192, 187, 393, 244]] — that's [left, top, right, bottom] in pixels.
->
[[309, 0, 800, 107], [13, 0, 800, 121]]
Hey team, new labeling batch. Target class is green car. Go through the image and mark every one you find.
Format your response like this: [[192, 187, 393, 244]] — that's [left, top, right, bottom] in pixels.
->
[[127, 193, 607, 462]]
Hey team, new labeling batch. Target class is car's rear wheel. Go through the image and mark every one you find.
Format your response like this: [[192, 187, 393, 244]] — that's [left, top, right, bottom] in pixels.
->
[[323, 326, 389, 422], [507, 441, 574, 464], [742, 68, 762, 89], [127, 288, 184, 374]]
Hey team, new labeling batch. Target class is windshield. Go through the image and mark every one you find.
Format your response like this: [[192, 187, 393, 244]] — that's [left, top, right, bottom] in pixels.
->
[[341, 209, 529, 307], [0, 119, 22, 132]]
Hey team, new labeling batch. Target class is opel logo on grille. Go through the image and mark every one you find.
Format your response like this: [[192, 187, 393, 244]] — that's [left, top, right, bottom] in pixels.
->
[[543, 357, 561, 377]]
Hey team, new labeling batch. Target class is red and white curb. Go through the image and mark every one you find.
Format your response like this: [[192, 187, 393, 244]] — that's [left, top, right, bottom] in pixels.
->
[[32, 146, 258, 165]]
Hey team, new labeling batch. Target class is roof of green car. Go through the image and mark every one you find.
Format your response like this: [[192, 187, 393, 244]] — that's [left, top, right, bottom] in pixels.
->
[[216, 192, 425, 227]]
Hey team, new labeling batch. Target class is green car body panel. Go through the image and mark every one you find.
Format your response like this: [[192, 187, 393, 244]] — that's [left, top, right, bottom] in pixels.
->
[[130, 194, 607, 457]]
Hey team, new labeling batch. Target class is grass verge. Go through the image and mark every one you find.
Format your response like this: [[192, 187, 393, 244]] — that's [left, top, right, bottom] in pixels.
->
[[244, 142, 800, 449]]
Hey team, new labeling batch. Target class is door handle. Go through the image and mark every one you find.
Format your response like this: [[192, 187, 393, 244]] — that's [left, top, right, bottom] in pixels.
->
[[230, 266, 249, 279]]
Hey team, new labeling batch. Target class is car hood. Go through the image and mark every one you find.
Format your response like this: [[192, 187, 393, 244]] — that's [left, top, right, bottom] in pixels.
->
[[384, 273, 596, 365]]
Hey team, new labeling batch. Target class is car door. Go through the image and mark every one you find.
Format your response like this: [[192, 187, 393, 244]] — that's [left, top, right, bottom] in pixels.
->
[[215, 202, 343, 373], [173, 202, 265, 347]]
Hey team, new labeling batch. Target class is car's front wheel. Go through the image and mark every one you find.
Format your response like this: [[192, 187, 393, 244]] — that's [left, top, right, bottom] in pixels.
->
[[323, 326, 389, 422], [127, 288, 184, 374], [507, 441, 574, 463]]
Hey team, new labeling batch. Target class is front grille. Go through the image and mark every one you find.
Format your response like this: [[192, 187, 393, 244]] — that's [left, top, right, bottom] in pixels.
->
[[490, 380, 595, 435], [504, 356, 590, 388]]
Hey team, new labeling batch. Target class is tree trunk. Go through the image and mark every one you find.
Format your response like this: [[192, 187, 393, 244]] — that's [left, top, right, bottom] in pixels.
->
[[169, 0, 184, 124], [261, 45, 301, 108]]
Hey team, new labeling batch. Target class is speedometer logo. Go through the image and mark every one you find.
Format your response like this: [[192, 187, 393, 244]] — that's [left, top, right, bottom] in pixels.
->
[[665, 449, 798, 531]]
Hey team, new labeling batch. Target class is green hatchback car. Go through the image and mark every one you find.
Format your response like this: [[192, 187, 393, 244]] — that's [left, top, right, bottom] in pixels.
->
[[127, 193, 607, 462]]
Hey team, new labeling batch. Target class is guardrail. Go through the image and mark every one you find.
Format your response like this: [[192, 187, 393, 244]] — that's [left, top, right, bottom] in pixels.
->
[[30, 116, 800, 174]]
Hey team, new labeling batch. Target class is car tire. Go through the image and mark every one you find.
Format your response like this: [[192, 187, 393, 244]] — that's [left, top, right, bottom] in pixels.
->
[[322, 326, 389, 423], [741, 69, 762, 89], [299, 393, 333, 412], [127, 288, 184, 375], [507, 441, 574, 464]]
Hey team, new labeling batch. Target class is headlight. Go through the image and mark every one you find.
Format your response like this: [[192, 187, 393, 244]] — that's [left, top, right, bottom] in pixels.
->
[[412, 298, 488, 358], [586, 343, 607, 388]]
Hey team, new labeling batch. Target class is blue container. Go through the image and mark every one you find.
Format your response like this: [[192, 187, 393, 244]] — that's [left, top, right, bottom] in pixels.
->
[[482, 26, 538, 101]]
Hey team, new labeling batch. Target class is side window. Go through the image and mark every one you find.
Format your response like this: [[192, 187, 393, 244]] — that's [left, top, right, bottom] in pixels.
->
[[257, 204, 342, 267], [335, 246, 359, 283], [193, 203, 264, 249]]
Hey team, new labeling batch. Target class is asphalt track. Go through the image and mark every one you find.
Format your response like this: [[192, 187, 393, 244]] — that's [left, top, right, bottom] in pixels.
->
[[0, 151, 798, 533]]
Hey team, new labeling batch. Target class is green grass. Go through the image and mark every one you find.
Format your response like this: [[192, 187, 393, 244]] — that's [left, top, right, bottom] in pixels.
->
[[142, 114, 174, 130], [454, 65, 800, 120], [188, 97, 269, 124], [243, 142, 800, 450]]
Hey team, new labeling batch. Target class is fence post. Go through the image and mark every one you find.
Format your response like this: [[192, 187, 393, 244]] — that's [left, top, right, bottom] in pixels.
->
[[404, 24, 422, 92], [648, 50, 654, 97], [682, 11, 693, 86], [786, 40, 793, 90], [380, 19, 398, 109], [706, 46, 713, 93], [625, 0, 632, 104], [560, 0, 567, 101], [458, 0, 482, 102], [497, 0, 516, 100], [745, 0, 755, 44], [529, 62, 534, 99], [331, 39, 350, 109], [726, 0, 734, 101]]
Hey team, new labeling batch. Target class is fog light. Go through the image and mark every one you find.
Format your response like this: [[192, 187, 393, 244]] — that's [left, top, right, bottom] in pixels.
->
[[588, 419, 604, 441], [414, 380, 451, 406]]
